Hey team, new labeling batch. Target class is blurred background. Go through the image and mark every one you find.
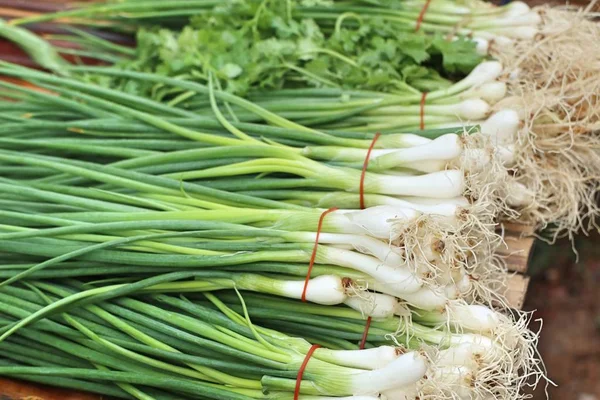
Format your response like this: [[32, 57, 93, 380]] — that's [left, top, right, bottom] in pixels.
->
[[526, 233, 600, 399]]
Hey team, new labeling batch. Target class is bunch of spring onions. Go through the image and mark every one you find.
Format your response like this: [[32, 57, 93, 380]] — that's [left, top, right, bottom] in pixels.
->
[[0, 274, 544, 399], [0, 59, 528, 203], [294, 0, 542, 46], [5, 0, 542, 47], [0, 59, 522, 296]]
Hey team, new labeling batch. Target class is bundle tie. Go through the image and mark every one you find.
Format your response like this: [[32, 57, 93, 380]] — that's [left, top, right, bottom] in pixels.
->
[[415, 0, 433, 32], [420, 92, 428, 130], [294, 344, 322, 400], [302, 208, 338, 302], [359, 133, 381, 210], [359, 316, 373, 349]]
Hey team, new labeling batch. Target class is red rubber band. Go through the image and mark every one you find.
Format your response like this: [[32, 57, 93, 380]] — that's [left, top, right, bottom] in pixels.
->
[[359, 316, 372, 350], [419, 92, 428, 131], [359, 133, 381, 210], [302, 208, 338, 302], [294, 344, 321, 400], [415, 0, 432, 32]]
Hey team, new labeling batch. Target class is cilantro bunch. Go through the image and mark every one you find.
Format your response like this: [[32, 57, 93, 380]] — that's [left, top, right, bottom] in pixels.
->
[[109, 0, 483, 97]]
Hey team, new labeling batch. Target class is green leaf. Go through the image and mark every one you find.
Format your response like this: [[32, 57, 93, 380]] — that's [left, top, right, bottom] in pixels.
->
[[93, 0, 481, 97], [431, 34, 484, 74], [220, 63, 243, 79]]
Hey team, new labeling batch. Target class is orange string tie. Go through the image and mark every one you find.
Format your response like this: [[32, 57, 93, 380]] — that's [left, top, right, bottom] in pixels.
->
[[415, 0, 433, 32], [359, 133, 381, 210], [294, 344, 322, 400], [359, 316, 373, 350], [301, 208, 338, 302], [419, 92, 428, 131]]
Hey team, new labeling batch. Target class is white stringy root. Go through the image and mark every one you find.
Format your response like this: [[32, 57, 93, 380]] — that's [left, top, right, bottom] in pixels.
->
[[490, 1, 600, 241], [379, 309, 549, 400], [378, 132, 516, 307]]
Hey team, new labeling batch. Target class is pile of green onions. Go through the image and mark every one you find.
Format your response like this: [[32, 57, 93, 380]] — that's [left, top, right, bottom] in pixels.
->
[[295, 0, 541, 46], [14, 0, 597, 241], [0, 276, 542, 400], [0, 1, 556, 398], [6, 0, 542, 48], [0, 61, 544, 398], [0, 59, 521, 299]]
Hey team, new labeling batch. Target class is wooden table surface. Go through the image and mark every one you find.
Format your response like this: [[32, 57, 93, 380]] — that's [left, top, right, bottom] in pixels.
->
[[0, 378, 105, 400]]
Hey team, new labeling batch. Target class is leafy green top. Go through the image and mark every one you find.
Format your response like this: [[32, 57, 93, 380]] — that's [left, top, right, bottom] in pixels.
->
[[108, 0, 483, 97]]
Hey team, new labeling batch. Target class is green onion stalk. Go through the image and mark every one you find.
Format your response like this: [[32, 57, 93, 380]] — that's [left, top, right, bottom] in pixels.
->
[[0, 280, 545, 400], [43, 27, 137, 65], [0, 139, 502, 320], [0, 153, 519, 381], [0, 280, 430, 399], [0, 203, 509, 377], [0, 56, 515, 138], [0, 0, 540, 132], [183, 291, 548, 400], [0, 192, 480, 310], [161, 62, 510, 135], [5, 1, 223, 28], [0, 60, 528, 210], [6, 0, 541, 51], [0, 60, 517, 304], [295, 0, 541, 45], [0, 128, 507, 309], [0, 62, 530, 236]]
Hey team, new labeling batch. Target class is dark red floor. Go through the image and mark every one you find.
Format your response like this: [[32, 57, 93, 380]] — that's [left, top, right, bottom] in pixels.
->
[[525, 233, 600, 399]]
